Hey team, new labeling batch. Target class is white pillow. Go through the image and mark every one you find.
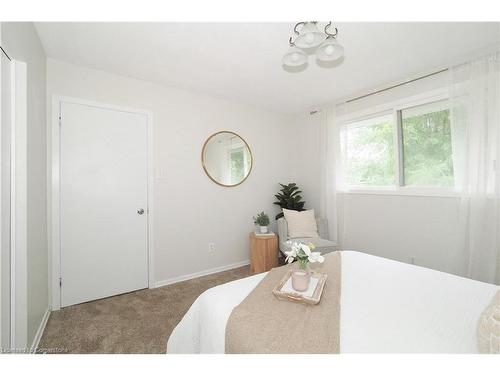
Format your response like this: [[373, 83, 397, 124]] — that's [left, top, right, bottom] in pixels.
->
[[283, 209, 319, 239]]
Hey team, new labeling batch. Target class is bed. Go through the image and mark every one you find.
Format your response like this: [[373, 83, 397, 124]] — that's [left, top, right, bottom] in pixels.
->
[[166, 251, 499, 353]]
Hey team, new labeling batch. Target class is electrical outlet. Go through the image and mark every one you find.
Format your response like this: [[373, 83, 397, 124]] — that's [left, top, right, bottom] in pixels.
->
[[208, 243, 215, 253]]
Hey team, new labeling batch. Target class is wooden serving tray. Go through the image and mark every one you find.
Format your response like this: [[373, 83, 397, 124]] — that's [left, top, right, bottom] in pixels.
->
[[272, 269, 328, 305]]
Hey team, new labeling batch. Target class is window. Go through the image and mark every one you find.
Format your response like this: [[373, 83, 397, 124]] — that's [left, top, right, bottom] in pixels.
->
[[341, 96, 455, 192], [343, 114, 395, 187], [401, 100, 453, 187]]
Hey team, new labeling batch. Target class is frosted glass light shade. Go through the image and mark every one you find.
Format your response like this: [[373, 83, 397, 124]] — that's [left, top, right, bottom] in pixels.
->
[[282, 45, 307, 67], [316, 38, 344, 61], [294, 22, 325, 49]]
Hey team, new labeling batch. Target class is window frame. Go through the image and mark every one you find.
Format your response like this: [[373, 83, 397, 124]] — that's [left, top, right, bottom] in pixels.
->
[[338, 88, 459, 197]]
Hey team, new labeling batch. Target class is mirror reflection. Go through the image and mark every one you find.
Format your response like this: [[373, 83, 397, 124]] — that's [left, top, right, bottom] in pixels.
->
[[202, 131, 252, 187]]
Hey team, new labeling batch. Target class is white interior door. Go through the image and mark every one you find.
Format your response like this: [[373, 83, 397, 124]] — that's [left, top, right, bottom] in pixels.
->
[[60, 102, 149, 307]]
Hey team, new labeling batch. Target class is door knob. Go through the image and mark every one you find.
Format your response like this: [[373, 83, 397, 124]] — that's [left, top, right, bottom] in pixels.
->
[[137, 208, 145, 215]]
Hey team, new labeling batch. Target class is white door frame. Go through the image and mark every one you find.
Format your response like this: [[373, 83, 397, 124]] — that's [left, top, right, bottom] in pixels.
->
[[11, 60, 28, 348], [1, 55, 28, 349], [0, 40, 13, 349], [50, 95, 154, 311]]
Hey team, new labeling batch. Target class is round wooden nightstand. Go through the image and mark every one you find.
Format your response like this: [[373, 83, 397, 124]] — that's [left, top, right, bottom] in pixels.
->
[[249, 232, 278, 274]]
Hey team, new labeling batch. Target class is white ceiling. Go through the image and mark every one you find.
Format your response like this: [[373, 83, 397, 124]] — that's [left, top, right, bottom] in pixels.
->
[[34, 22, 499, 114]]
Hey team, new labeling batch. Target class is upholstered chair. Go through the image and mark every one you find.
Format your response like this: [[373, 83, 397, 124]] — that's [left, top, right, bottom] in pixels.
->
[[277, 217, 339, 256]]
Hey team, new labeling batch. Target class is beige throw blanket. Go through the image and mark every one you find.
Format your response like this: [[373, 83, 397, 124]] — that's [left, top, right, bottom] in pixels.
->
[[225, 251, 342, 354]]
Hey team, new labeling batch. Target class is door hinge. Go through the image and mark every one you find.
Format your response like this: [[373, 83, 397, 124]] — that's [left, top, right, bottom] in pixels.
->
[[59, 115, 62, 127], [59, 278, 62, 288]]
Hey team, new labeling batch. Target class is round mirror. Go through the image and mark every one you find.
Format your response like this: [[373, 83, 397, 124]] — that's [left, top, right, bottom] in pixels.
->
[[201, 131, 253, 187]]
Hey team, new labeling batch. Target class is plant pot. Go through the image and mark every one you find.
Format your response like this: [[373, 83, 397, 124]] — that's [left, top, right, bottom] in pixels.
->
[[259, 225, 268, 234], [291, 265, 311, 292]]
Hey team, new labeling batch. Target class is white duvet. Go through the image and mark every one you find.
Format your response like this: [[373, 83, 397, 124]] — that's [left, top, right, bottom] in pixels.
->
[[167, 251, 499, 353]]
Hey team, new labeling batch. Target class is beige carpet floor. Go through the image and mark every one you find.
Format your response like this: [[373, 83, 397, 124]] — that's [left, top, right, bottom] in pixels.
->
[[38, 265, 251, 354]]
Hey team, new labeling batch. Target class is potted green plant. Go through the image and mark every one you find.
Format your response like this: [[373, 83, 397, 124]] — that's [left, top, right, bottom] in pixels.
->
[[273, 183, 306, 220], [253, 211, 270, 234]]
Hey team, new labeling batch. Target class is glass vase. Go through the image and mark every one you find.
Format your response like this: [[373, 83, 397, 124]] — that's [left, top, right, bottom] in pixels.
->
[[291, 263, 311, 292]]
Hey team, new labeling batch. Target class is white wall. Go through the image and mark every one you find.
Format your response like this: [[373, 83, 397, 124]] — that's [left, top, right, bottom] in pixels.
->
[[290, 72, 465, 276], [340, 194, 462, 275], [1, 22, 48, 345], [289, 113, 322, 213], [47, 59, 299, 286]]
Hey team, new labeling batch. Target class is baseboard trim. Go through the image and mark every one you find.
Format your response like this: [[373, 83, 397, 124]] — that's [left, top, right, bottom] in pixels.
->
[[30, 308, 50, 353], [155, 260, 250, 288]]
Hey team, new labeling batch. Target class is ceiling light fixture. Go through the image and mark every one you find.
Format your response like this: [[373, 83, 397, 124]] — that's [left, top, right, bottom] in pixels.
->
[[282, 45, 308, 67], [282, 21, 344, 69]]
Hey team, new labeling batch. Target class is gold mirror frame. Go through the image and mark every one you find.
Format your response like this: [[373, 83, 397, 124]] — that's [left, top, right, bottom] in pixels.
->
[[201, 131, 253, 187]]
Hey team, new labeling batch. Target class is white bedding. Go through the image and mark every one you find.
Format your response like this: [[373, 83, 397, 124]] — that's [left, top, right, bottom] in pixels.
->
[[167, 251, 499, 353]]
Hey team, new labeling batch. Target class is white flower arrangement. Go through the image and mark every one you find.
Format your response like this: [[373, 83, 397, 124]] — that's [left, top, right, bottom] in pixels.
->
[[284, 241, 325, 269]]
